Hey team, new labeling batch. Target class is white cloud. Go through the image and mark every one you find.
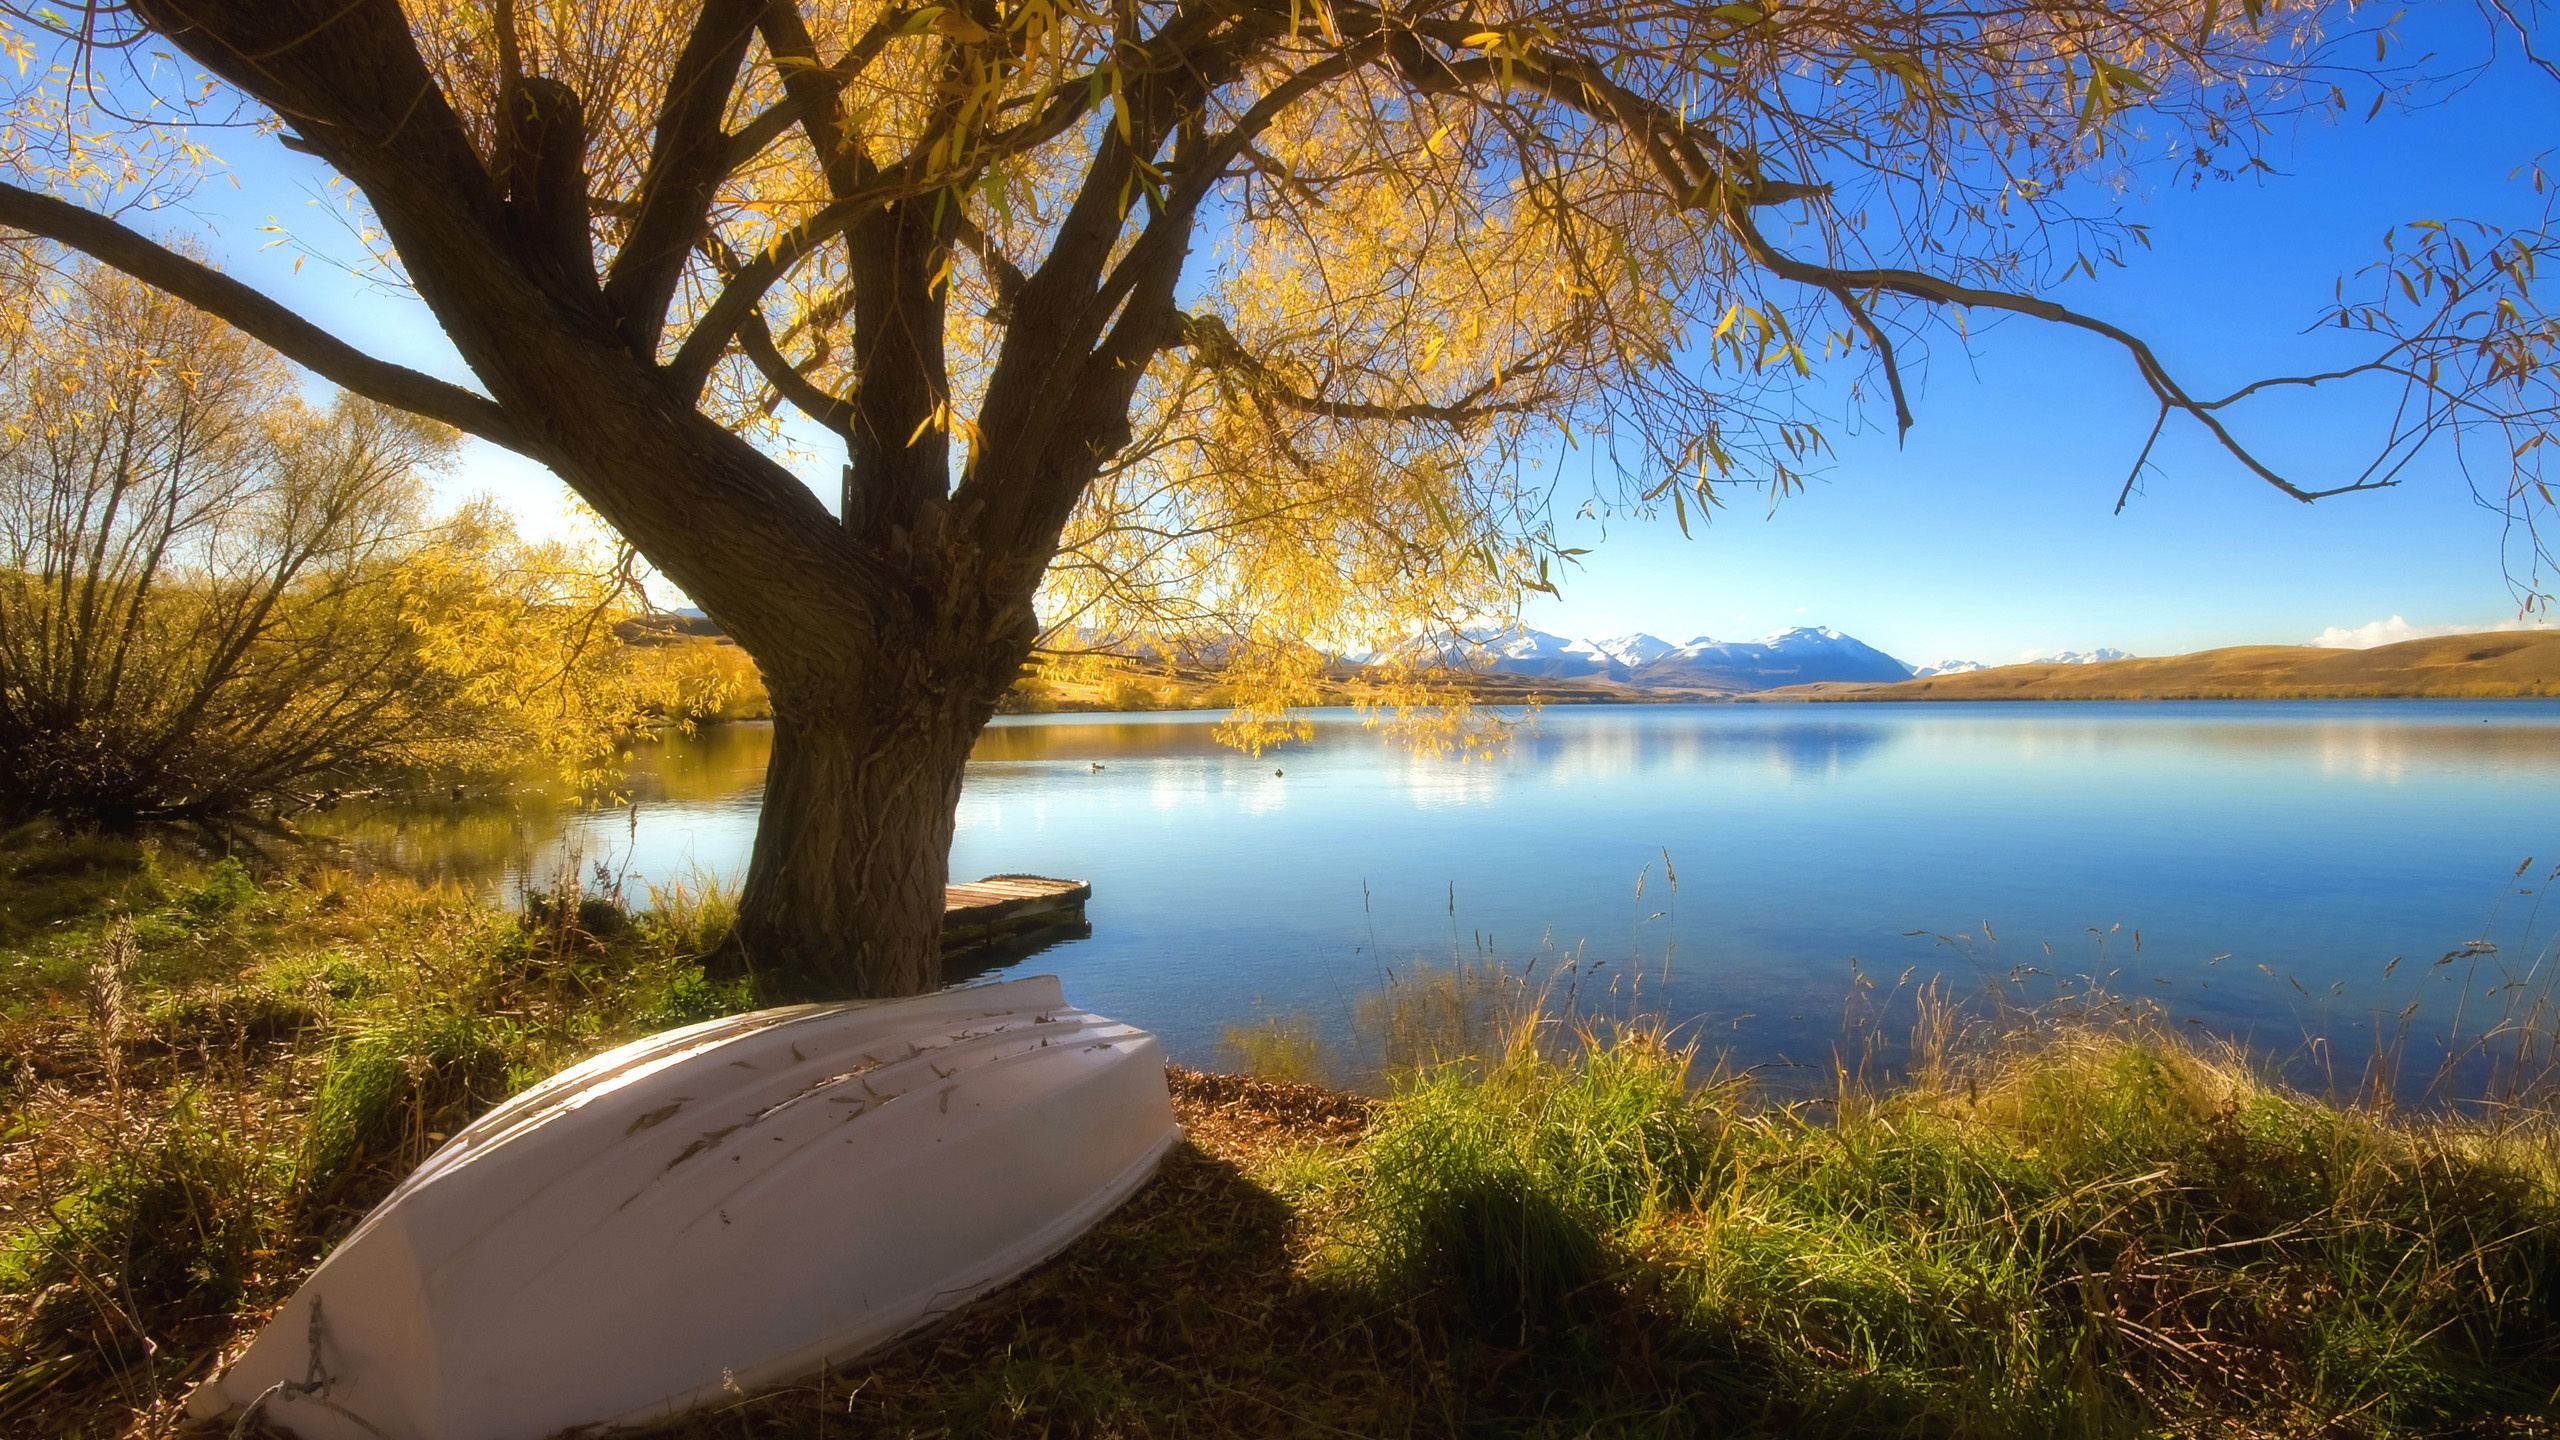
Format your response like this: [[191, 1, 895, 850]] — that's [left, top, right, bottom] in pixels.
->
[[2314, 609, 2549, 645], [2308, 615, 2552, 649]]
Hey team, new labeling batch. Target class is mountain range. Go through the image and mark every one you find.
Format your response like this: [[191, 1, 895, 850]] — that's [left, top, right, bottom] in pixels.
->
[[1444, 626, 2124, 693], [680, 608, 2132, 697]]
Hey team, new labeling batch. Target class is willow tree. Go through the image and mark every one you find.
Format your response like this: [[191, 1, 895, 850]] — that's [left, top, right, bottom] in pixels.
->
[[0, 0, 2489, 993]]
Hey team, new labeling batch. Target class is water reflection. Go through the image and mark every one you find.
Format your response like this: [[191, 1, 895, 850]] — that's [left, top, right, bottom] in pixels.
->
[[317, 701, 2560, 1082], [1511, 715, 1900, 784]]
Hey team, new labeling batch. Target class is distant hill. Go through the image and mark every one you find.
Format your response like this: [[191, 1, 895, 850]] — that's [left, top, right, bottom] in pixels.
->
[[1757, 631, 2560, 701]]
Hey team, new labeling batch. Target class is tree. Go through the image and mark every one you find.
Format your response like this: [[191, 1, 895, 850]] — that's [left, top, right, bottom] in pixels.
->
[[0, 253, 733, 820], [0, 257, 466, 819], [0, 0, 2510, 994]]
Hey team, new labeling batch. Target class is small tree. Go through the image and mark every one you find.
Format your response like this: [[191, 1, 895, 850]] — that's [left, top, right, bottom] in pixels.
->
[[0, 1, 2530, 992], [0, 256, 712, 819], [0, 260, 467, 819]]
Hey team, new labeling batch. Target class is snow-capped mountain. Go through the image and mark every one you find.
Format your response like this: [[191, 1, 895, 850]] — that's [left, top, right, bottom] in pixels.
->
[[1385, 623, 2105, 691], [1630, 626, 1917, 690], [1447, 625, 1629, 679], [1588, 632, 1680, 669]]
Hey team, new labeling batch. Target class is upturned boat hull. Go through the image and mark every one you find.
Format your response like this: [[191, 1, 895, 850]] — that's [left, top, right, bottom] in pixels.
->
[[187, 974, 1178, 1440]]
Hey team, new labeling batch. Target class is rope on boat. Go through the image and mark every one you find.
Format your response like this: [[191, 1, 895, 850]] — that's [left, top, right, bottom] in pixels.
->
[[228, 1298, 386, 1440]]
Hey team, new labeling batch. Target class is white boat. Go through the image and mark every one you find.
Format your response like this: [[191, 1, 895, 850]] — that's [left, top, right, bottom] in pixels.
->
[[186, 974, 1178, 1440]]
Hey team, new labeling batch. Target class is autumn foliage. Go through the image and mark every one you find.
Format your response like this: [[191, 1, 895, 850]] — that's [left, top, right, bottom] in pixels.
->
[[0, 256, 737, 821]]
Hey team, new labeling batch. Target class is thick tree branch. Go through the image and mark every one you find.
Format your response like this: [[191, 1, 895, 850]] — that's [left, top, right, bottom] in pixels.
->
[[602, 0, 764, 358], [502, 76, 598, 300], [1001, 212, 1200, 570], [759, 2, 887, 204], [0, 180, 531, 453], [740, 309, 857, 440], [661, 170, 918, 400]]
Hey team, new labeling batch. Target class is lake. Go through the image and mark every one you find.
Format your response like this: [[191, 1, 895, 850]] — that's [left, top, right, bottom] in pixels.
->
[[320, 701, 2560, 1091]]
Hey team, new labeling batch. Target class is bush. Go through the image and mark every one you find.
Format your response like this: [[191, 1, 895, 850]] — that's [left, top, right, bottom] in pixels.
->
[[183, 858, 258, 920], [641, 967, 755, 1031]]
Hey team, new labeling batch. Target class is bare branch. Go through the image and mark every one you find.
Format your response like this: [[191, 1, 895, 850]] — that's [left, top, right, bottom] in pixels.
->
[[739, 309, 856, 441]]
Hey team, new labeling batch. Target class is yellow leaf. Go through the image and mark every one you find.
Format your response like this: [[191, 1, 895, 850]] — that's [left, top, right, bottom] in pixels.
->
[[906, 403, 945, 446], [931, 9, 994, 42]]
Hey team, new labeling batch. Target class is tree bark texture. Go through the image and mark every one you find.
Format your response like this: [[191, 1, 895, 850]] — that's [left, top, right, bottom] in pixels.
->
[[735, 692, 989, 999]]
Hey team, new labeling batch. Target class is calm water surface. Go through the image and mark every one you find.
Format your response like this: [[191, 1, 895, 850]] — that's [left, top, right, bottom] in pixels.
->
[[323, 702, 2560, 1081]]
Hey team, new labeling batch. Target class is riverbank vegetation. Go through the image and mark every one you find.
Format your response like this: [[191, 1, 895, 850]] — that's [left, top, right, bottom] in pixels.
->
[[5, 831, 2559, 1437], [0, 256, 756, 824]]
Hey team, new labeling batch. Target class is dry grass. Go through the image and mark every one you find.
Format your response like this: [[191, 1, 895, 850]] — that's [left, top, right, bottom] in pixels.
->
[[1772, 629, 2560, 702]]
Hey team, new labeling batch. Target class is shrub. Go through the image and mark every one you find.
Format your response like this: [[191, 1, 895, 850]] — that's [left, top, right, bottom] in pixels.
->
[[183, 858, 258, 921]]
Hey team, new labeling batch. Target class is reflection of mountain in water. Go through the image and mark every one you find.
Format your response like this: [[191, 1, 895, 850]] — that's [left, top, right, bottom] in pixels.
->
[[1923, 712, 2560, 781], [1510, 717, 1900, 783]]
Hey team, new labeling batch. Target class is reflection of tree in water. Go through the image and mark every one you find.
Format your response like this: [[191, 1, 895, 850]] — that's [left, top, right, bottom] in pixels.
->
[[300, 795, 560, 893], [305, 725, 785, 891], [616, 722, 780, 804], [971, 716, 1305, 765]]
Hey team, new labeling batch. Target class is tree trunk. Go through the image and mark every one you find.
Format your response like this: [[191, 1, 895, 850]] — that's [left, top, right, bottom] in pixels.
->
[[721, 680, 996, 999]]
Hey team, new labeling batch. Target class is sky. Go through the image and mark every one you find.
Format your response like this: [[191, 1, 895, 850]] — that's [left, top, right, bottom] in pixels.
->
[[1517, 11, 2560, 665], [106, 3, 2560, 671]]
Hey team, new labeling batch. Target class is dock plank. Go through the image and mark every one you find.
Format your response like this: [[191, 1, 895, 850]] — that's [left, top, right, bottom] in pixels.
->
[[942, 874, 1091, 934]]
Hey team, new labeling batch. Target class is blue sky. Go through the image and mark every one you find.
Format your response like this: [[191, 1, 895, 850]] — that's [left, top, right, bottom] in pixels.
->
[[1523, 11, 2560, 664], [128, 5, 2560, 669]]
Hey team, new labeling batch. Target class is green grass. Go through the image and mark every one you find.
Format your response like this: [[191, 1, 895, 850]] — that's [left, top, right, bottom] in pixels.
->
[[4, 829, 2559, 1437], [1273, 1011, 2560, 1436], [0, 824, 755, 1435]]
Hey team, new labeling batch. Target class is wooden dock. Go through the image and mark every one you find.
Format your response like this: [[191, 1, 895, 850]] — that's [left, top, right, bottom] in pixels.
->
[[942, 874, 1091, 964]]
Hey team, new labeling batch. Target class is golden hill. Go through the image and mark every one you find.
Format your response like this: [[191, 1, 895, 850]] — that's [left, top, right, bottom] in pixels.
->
[[1764, 629, 2560, 701]]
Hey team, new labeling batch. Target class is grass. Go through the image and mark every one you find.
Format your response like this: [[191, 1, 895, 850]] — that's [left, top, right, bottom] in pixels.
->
[[0, 821, 752, 1435], [4, 826, 2560, 1436]]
